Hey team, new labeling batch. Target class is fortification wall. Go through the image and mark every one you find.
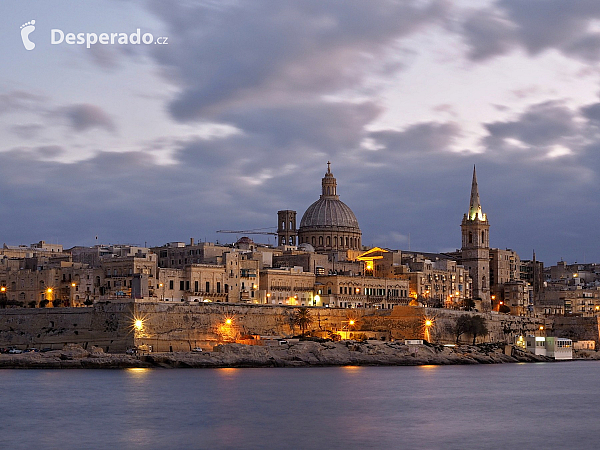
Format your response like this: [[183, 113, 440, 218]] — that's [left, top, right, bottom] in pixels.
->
[[0, 302, 134, 352], [1, 302, 591, 353]]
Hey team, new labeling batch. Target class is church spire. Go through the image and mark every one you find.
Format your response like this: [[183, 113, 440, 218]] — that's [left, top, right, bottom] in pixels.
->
[[468, 165, 485, 221]]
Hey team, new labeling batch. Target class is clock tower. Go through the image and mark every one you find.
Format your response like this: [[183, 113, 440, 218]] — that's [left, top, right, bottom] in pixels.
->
[[461, 166, 491, 309]]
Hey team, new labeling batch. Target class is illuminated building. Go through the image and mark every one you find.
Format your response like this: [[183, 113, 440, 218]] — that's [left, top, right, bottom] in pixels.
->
[[460, 166, 491, 309]]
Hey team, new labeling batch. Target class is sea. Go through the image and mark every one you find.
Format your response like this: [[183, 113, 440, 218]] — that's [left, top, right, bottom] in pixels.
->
[[1, 361, 599, 449]]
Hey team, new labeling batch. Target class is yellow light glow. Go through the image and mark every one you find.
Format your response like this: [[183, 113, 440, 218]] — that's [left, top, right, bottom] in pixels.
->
[[134, 319, 143, 330], [71, 283, 76, 287], [0, 286, 6, 292], [425, 320, 432, 327], [46, 288, 53, 294], [455, 291, 460, 296], [159, 283, 163, 287], [539, 325, 544, 330], [349, 319, 355, 326], [491, 295, 496, 300], [225, 318, 232, 325], [266, 293, 271, 297]]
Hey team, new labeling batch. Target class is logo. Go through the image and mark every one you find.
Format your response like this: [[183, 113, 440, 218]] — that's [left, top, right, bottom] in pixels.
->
[[20, 20, 36, 50]]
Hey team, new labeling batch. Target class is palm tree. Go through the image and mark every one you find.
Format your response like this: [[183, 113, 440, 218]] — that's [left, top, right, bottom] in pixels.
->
[[293, 307, 313, 337]]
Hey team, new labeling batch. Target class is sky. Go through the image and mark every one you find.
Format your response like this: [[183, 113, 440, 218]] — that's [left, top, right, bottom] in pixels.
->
[[2, 0, 600, 265]]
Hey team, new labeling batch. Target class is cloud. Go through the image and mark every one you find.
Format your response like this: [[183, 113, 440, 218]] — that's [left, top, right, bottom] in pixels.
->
[[0, 91, 46, 115], [147, 0, 448, 121], [10, 124, 44, 140], [60, 104, 116, 133], [461, 0, 600, 62], [483, 101, 581, 153]]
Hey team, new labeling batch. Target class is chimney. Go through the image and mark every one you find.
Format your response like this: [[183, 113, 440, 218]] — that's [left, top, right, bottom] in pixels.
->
[[190, 238, 195, 246]]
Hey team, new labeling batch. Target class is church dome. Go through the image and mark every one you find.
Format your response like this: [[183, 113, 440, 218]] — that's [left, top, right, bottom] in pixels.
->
[[297, 163, 361, 252], [300, 198, 359, 229]]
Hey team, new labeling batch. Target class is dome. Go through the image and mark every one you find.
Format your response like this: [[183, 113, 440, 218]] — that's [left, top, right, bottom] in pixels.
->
[[298, 243, 315, 253], [300, 198, 359, 229], [297, 162, 362, 252]]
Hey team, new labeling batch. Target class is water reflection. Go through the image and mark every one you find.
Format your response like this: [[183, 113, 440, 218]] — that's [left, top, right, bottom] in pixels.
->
[[2, 363, 600, 449]]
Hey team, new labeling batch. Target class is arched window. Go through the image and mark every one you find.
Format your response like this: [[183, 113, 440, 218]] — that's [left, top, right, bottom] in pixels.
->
[[319, 236, 323, 246], [290, 221, 294, 230], [345, 237, 349, 247], [334, 237, 338, 247], [289, 236, 294, 245], [482, 231, 485, 244], [482, 276, 486, 289], [468, 231, 473, 244], [326, 236, 331, 247], [312, 237, 316, 246]]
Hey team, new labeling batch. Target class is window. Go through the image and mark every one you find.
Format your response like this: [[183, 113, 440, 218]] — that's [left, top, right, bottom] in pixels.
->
[[326, 236, 331, 247], [180, 281, 184, 291], [217, 282, 221, 293], [169, 280, 174, 290], [195, 281, 199, 292], [468, 232, 472, 244], [185, 281, 190, 291], [206, 281, 210, 292]]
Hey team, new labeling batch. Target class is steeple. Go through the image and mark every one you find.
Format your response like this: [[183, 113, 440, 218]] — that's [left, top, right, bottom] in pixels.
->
[[468, 165, 486, 222], [321, 161, 339, 199]]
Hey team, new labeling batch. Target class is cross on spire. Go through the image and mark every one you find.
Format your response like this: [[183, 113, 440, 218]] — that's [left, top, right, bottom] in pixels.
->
[[327, 161, 331, 173]]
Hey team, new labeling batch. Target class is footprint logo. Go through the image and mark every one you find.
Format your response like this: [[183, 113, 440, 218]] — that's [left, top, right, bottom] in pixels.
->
[[20, 20, 36, 50]]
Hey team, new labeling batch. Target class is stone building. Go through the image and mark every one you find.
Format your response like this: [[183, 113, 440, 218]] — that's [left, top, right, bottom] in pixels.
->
[[259, 267, 316, 306], [489, 248, 521, 305], [460, 166, 491, 308], [297, 163, 362, 252], [315, 274, 409, 309]]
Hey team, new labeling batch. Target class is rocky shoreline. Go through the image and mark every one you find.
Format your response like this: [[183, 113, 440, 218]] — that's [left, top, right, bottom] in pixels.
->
[[1, 341, 599, 369]]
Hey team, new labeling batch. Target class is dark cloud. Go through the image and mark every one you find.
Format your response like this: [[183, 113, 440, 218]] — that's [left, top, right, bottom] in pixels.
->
[[483, 101, 580, 150], [60, 104, 116, 133], [461, 0, 600, 61], [147, 0, 448, 121]]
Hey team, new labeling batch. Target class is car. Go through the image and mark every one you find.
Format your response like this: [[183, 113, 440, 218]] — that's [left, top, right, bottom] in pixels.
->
[[192, 347, 203, 352], [125, 348, 137, 355], [278, 340, 288, 345], [8, 348, 22, 354]]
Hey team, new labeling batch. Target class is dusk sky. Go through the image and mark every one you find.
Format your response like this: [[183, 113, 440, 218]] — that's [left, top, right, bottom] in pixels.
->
[[2, 0, 600, 265]]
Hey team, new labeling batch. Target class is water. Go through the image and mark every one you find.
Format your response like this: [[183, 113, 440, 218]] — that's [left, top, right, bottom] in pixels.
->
[[1, 361, 599, 449]]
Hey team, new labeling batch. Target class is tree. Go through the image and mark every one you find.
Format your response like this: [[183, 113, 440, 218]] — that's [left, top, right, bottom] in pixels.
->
[[293, 307, 313, 337], [452, 315, 472, 344], [468, 315, 488, 345], [462, 298, 476, 311], [39, 299, 49, 308]]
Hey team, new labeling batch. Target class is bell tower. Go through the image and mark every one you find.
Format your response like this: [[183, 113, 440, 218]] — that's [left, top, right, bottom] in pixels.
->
[[277, 210, 297, 247], [461, 166, 491, 309]]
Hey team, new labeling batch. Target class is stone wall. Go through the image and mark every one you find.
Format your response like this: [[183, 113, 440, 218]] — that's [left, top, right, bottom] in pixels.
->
[[0, 301, 591, 353], [0, 302, 134, 352]]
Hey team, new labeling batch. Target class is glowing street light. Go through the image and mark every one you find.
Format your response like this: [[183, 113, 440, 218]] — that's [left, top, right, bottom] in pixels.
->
[[225, 318, 232, 325], [134, 319, 144, 331], [0, 286, 6, 293]]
